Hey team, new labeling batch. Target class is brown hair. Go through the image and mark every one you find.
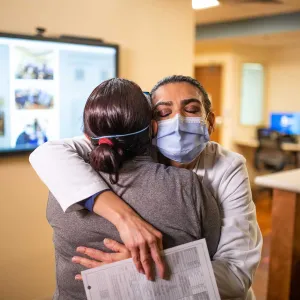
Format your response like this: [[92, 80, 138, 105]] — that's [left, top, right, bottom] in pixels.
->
[[151, 75, 212, 115], [83, 78, 152, 183]]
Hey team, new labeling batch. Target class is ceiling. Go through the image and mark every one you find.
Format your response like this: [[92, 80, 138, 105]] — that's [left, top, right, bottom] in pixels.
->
[[195, 30, 300, 48], [233, 30, 300, 47], [195, 0, 300, 24]]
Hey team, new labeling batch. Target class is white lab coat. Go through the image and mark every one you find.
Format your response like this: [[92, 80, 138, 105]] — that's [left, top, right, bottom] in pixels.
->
[[29, 138, 262, 300]]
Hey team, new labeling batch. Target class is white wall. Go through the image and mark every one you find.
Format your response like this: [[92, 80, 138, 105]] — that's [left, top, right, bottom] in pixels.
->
[[0, 1, 194, 299]]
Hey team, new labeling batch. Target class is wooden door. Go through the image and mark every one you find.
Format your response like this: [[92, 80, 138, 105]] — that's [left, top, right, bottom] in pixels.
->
[[195, 66, 222, 143]]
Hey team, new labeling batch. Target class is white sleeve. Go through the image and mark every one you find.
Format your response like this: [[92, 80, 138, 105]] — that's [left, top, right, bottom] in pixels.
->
[[29, 136, 109, 212], [212, 157, 263, 299]]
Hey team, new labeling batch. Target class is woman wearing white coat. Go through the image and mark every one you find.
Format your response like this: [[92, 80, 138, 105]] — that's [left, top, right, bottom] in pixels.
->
[[30, 75, 262, 299]]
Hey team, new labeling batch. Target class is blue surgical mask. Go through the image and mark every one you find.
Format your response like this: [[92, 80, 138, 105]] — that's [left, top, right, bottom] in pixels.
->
[[156, 114, 210, 163]]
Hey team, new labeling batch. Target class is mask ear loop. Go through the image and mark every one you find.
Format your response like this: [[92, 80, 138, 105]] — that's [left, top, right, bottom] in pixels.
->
[[205, 111, 210, 121], [205, 111, 215, 133]]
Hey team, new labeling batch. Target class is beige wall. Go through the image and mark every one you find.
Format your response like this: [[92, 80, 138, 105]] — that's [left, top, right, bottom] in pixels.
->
[[195, 42, 300, 149], [267, 46, 300, 116], [194, 44, 270, 150], [0, 1, 194, 299], [194, 51, 237, 150], [195, 42, 300, 184]]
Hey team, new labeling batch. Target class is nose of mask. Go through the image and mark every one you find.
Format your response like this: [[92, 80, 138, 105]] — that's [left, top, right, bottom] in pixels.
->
[[156, 114, 209, 163]]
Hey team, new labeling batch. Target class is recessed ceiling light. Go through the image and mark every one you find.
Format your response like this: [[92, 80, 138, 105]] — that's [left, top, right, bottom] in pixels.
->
[[192, 0, 220, 10]]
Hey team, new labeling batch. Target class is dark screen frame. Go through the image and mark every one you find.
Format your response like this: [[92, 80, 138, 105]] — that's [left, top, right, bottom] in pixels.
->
[[0, 31, 119, 156]]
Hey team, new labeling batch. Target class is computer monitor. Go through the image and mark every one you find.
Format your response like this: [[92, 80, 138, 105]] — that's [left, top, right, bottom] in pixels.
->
[[270, 113, 300, 135]]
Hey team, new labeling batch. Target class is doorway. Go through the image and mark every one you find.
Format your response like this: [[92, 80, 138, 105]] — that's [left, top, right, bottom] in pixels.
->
[[195, 65, 223, 143]]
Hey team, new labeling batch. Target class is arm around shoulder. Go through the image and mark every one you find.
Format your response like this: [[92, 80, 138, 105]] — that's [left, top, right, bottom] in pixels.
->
[[212, 156, 263, 298], [29, 137, 109, 212], [30, 138, 166, 279]]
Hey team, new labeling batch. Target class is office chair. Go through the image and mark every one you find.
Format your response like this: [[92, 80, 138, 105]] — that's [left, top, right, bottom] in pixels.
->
[[254, 128, 286, 172]]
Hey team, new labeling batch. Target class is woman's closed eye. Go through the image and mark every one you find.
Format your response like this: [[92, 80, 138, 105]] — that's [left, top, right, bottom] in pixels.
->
[[184, 105, 201, 115], [154, 109, 172, 119]]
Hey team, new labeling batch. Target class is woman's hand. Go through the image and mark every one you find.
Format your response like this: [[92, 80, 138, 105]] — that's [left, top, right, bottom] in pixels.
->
[[73, 238, 130, 280], [115, 213, 165, 281], [92, 191, 165, 280]]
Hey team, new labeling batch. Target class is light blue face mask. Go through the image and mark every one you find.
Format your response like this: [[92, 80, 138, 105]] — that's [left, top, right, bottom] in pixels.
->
[[156, 114, 210, 163]]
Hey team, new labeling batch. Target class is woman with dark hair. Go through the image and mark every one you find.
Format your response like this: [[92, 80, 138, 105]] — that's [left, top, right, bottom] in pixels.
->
[[45, 78, 220, 299], [30, 76, 262, 299], [83, 78, 152, 184]]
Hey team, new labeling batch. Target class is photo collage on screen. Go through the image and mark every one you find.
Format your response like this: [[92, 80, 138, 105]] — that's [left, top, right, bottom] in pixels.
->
[[11, 46, 57, 149], [0, 35, 117, 152]]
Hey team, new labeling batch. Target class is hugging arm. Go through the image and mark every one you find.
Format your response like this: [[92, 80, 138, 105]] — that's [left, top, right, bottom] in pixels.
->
[[29, 136, 165, 279], [29, 136, 108, 212], [71, 159, 262, 298], [212, 157, 263, 299]]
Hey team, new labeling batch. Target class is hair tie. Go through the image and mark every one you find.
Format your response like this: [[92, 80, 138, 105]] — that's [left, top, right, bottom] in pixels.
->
[[98, 138, 113, 147]]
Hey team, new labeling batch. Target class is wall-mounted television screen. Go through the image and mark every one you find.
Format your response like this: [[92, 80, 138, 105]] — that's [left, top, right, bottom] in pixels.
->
[[0, 32, 118, 153]]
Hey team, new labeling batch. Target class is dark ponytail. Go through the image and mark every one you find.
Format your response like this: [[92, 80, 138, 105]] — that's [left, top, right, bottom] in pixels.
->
[[84, 78, 152, 184], [89, 142, 123, 184]]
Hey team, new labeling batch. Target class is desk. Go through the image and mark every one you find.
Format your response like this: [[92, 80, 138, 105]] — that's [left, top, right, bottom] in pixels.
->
[[255, 169, 300, 300], [235, 139, 300, 167], [235, 138, 300, 151]]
